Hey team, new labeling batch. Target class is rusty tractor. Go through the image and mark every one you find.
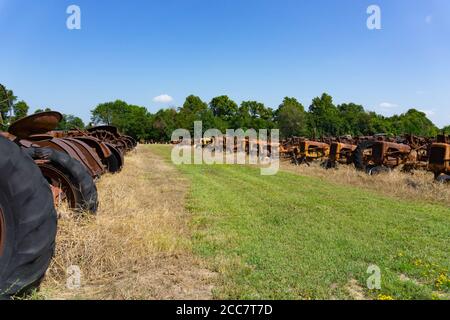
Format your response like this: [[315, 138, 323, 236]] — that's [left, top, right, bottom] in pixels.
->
[[279, 137, 304, 158], [324, 141, 357, 169], [353, 139, 424, 175], [428, 134, 450, 182], [291, 140, 330, 166]]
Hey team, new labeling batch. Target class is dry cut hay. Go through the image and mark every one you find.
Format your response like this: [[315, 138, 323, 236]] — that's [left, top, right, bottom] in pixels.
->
[[39, 146, 215, 300]]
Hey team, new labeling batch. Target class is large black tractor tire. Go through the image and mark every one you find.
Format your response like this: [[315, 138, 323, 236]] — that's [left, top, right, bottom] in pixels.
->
[[26, 147, 99, 214], [105, 153, 120, 174], [353, 140, 376, 172], [0, 137, 57, 299], [106, 144, 124, 171]]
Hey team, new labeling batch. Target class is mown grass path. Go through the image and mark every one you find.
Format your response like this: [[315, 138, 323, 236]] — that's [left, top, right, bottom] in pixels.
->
[[149, 145, 450, 300]]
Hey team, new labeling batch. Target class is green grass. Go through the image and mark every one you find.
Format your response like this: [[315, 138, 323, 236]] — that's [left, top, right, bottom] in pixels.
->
[[149, 145, 450, 300]]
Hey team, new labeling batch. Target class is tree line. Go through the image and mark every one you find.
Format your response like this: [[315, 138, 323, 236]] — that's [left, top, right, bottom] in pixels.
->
[[1, 84, 448, 141], [91, 93, 446, 142]]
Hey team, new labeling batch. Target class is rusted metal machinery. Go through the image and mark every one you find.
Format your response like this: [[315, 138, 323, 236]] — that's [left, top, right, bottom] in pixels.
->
[[1, 111, 136, 298], [428, 134, 450, 182], [60, 129, 126, 173], [398, 134, 434, 172], [325, 139, 357, 169], [279, 137, 304, 158], [87, 125, 136, 154], [3, 111, 136, 213], [0, 81, 139, 298], [291, 140, 330, 166], [5, 112, 100, 213], [350, 133, 437, 174], [353, 138, 428, 175]]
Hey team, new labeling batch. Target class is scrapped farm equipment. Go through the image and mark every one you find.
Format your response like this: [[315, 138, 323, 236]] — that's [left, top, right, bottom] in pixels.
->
[[291, 140, 330, 166], [353, 140, 412, 174], [279, 132, 443, 180], [428, 135, 450, 182], [3, 112, 137, 213], [0, 91, 136, 298], [352, 135, 433, 175], [279, 137, 303, 158], [324, 141, 357, 169]]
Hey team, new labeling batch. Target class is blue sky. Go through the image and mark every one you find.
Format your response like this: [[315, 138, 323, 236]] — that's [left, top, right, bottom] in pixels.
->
[[0, 0, 449, 127]]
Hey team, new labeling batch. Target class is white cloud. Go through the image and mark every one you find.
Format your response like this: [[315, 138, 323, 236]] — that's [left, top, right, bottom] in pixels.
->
[[153, 94, 174, 104], [425, 15, 433, 24], [379, 102, 399, 109]]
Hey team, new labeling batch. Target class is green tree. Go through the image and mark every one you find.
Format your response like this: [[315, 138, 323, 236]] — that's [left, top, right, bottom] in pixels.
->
[[151, 108, 178, 142], [366, 112, 392, 135], [209, 95, 238, 121], [57, 114, 85, 130], [337, 103, 370, 136], [91, 100, 130, 126], [12, 101, 29, 121], [177, 95, 208, 134], [391, 109, 438, 137], [308, 93, 342, 137], [35, 108, 52, 114], [443, 126, 450, 135], [232, 102, 252, 129], [120, 104, 152, 140], [0, 84, 16, 127], [276, 97, 308, 138], [91, 100, 152, 140], [240, 101, 274, 130]]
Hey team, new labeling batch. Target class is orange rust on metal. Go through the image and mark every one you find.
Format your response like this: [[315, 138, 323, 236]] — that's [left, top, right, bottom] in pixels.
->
[[87, 125, 120, 137], [32, 138, 104, 177], [371, 141, 412, 167], [73, 136, 112, 159], [64, 138, 105, 175], [33, 159, 50, 165], [86, 126, 133, 154], [50, 185, 66, 207], [39, 163, 78, 209], [299, 140, 330, 159], [428, 142, 450, 176], [329, 142, 357, 163], [8, 112, 63, 139], [0, 132, 13, 140]]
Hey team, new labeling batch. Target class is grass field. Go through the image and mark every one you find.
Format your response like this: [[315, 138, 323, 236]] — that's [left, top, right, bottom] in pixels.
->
[[150, 145, 450, 300]]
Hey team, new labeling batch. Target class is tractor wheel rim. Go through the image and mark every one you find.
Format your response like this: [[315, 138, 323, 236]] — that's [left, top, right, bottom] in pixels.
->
[[0, 206, 5, 257], [39, 164, 78, 209]]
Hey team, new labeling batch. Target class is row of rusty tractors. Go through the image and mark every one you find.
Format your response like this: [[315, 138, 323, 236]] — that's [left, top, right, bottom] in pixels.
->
[[279, 134, 450, 181], [1, 94, 136, 298]]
